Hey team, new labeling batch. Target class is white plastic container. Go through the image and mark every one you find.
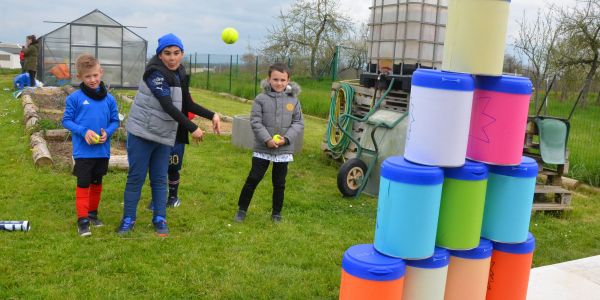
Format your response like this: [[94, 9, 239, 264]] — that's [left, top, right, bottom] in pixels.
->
[[402, 247, 449, 300], [404, 69, 474, 167]]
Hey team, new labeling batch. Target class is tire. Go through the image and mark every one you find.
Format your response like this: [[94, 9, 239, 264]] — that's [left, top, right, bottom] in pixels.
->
[[337, 158, 368, 197]]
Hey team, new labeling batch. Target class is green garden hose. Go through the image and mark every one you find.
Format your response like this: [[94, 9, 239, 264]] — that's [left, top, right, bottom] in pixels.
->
[[326, 83, 355, 159]]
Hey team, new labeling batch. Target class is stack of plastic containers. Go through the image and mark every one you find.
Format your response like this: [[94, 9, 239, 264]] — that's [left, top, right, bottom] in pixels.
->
[[339, 1, 539, 299]]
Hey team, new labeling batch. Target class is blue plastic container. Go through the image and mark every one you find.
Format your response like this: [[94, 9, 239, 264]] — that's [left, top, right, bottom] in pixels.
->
[[374, 156, 444, 259], [340, 244, 406, 299], [482, 156, 538, 243]]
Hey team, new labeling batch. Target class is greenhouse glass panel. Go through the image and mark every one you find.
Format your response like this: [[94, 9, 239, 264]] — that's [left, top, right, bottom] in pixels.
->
[[98, 48, 122, 65], [102, 66, 122, 87], [98, 27, 121, 47], [73, 11, 120, 26], [71, 25, 96, 46]]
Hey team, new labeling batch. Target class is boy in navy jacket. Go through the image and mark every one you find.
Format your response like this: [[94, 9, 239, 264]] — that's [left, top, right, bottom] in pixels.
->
[[62, 54, 119, 237]]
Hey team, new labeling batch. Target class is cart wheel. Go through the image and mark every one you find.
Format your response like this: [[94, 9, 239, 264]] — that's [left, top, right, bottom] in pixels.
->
[[337, 158, 368, 197]]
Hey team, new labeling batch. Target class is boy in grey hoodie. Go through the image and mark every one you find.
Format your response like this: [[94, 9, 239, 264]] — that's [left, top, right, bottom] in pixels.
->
[[234, 63, 304, 223]]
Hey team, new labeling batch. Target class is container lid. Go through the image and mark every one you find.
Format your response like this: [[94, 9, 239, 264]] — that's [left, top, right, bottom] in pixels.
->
[[475, 75, 533, 95], [444, 160, 488, 181], [493, 232, 536, 254], [381, 156, 444, 185], [342, 244, 406, 281], [412, 69, 474, 92], [405, 247, 450, 269], [449, 239, 493, 259], [488, 156, 538, 178]]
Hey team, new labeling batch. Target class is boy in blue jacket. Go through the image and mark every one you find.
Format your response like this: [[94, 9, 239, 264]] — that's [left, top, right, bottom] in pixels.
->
[[62, 54, 120, 237]]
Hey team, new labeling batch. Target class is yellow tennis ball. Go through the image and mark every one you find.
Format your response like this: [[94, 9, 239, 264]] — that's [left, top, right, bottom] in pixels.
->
[[273, 134, 282, 143], [91, 133, 100, 144], [221, 27, 238, 44]]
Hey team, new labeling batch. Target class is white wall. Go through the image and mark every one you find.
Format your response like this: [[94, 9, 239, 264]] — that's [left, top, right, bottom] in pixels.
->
[[0, 51, 21, 69]]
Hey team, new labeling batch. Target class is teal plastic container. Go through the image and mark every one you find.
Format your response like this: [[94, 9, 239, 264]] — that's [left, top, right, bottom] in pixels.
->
[[374, 156, 444, 259], [481, 156, 538, 243]]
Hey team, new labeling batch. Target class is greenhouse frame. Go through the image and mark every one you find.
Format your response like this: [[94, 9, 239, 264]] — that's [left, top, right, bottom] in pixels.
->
[[38, 9, 147, 88]]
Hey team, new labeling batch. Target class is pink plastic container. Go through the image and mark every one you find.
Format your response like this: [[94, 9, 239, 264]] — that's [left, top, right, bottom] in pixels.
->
[[467, 75, 532, 166]]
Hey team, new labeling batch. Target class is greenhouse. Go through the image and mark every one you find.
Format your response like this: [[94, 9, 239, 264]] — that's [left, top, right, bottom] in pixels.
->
[[38, 9, 147, 88]]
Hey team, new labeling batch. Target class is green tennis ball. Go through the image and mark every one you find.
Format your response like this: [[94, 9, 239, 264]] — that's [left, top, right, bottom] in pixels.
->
[[273, 134, 282, 143], [221, 27, 238, 44]]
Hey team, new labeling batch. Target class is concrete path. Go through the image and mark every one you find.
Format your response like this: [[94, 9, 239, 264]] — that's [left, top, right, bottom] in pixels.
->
[[528, 255, 600, 299]]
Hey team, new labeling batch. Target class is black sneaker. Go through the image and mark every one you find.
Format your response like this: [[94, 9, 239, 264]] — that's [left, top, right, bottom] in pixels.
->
[[77, 218, 92, 237], [271, 214, 282, 223], [88, 211, 104, 227], [166, 196, 181, 208], [152, 216, 169, 237], [234, 210, 246, 223]]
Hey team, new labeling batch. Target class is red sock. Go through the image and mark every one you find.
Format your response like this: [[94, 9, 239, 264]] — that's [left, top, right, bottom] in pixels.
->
[[75, 187, 90, 219], [89, 184, 103, 212]]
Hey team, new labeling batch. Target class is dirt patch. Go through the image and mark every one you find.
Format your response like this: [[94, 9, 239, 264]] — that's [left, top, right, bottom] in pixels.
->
[[30, 87, 67, 110], [193, 117, 232, 135], [46, 139, 127, 169]]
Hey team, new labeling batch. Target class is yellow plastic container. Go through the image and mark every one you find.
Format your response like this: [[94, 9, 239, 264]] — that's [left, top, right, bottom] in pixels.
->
[[442, 0, 510, 76]]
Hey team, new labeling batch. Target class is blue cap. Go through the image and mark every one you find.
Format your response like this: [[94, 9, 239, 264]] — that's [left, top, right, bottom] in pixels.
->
[[488, 156, 538, 178], [475, 75, 532, 95], [493, 232, 536, 254], [412, 69, 474, 92], [449, 239, 493, 259], [156, 33, 184, 54], [381, 156, 444, 185], [444, 160, 488, 181], [342, 244, 406, 281], [405, 247, 450, 269]]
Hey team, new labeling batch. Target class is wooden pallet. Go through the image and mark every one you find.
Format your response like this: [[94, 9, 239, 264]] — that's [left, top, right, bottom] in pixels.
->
[[532, 185, 573, 211]]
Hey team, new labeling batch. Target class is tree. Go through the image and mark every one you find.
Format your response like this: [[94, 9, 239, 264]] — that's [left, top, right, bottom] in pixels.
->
[[514, 9, 560, 109], [262, 0, 354, 78], [554, 0, 600, 107]]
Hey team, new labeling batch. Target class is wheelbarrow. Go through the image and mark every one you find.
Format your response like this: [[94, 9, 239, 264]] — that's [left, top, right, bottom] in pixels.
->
[[327, 78, 409, 197]]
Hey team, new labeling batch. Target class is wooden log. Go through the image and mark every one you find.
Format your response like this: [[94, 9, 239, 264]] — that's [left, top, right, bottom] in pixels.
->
[[30, 132, 53, 167], [21, 94, 35, 107], [62, 85, 77, 95], [25, 116, 38, 132], [109, 155, 128, 170], [23, 103, 39, 121], [561, 177, 580, 190], [120, 95, 134, 104], [44, 129, 70, 141]]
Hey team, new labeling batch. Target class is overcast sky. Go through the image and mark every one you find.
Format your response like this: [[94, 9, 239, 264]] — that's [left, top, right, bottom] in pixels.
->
[[0, 0, 578, 56]]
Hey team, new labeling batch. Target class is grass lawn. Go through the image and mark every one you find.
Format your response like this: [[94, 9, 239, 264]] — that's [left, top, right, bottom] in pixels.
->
[[0, 71, 599, 298]]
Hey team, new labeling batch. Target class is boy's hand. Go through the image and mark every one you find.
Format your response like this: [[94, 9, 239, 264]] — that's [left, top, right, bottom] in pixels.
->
[[99, 128, 108, 144], [191, 128, 204, 143], [266, 139, 278, 149], [212, 114, 221, 135], [85, 130, 100, 145]]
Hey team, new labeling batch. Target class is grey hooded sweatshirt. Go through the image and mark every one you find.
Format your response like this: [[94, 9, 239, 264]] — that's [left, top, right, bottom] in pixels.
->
[[251, 79, 304, 155]]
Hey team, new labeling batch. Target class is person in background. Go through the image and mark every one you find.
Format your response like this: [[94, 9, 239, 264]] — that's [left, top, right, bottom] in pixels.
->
[[23, 35, 39, 87], [19, 46, 25, 73]]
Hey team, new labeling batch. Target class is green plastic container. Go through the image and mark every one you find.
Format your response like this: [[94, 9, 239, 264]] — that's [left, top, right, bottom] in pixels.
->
[[436, 161, 488, 250]]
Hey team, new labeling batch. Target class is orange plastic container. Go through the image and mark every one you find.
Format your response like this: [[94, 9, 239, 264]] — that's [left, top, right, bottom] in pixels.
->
[[444, 239, 493, 300], [486, 233, 535, 300], [340, 244, 406, 300]]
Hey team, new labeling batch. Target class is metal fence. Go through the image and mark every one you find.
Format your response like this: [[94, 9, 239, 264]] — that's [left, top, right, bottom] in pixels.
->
[[183, 46, 367, 100]]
